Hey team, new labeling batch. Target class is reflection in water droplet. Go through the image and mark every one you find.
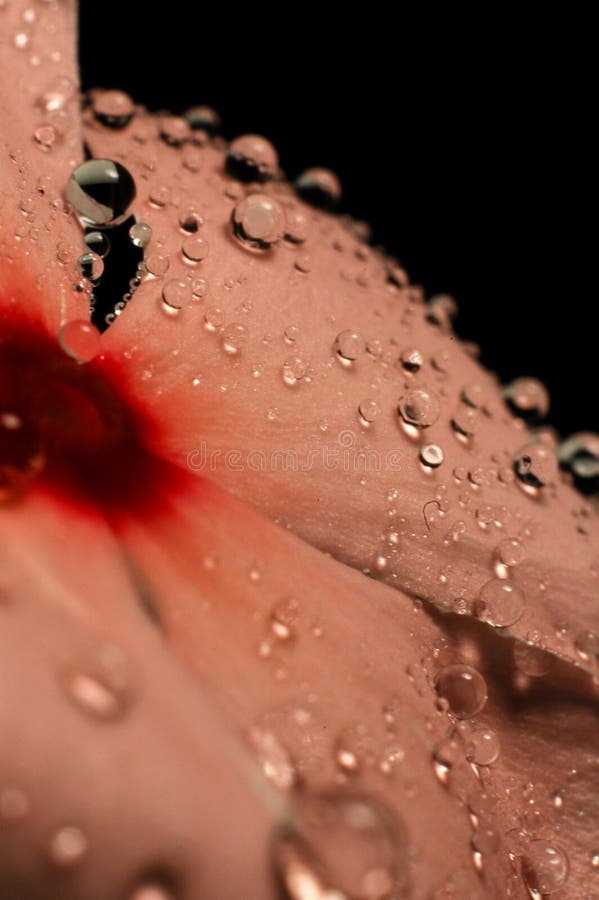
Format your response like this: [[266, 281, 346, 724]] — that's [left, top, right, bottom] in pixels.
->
[[504, 377, 550, 421], [274, 790, 408, 899], [66, 159, 136, 227], [129, 221, 152, 249], [420, 444, 444, 468], [474, 579, 525, 628], [184, 104, 221, 133], [226, 133, 278, 182], [232, 193, 285, 251], [434, 665, 487, 719], [77, 250, 104, 281], [92, 89, 135, 129], [522, 840, 569, 894], [400, 347, 424, 373], [84, 230, 111, 258], [334, 330, 366, 365], [295, 167, 342, 209], [58, 320, 102, 364], [398, 388, 441, 428], [49, 825, 88, 868], [61, 643, 132, 721]]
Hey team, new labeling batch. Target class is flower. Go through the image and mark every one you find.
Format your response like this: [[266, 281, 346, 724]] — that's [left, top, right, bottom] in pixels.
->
[[1, 3, 598, 898]]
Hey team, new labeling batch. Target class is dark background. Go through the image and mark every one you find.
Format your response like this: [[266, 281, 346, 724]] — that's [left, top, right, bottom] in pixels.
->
[[79, 9, 594, 436]]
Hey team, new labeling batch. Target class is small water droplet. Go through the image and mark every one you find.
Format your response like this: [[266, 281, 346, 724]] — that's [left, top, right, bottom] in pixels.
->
[[420, 443, 444, 468], [226, 133, 278, 182], [231, 193, 285, 251], [178, 208, 203, 234], [84, 230, 111, 258], [465, 727, 500, 766], [514, 442, 557, 489], [504, 377, 550, 421], [398, 387, 441, 428], [247, 726, 297, 790], [66, 159, 136, 226], [573, 630, 599, 663], [472, 827, 500, 856], [129, 221, 152, 249], [34, 124, 57, 150], [221, 322, 249, 355], [451, 406, 481, 438], [161, 279, 190, 315], [434, 664, 487, 719], [474, 579, 525, 628], [184, 104, 221, 133], [496, 538, 526, 567], [129, 883, 176, 900], [334, 329, 365, 365], [149, 185, 171, 208], [522, 840, 569, 894], [400, 347, 424, 373], [145, 254, 170, 277], [49, 825, 88, 868], [204, 306, 225, 332], [92, 89, 135, 129], [58, 320, 102, 364], [61, 642, 132, 721], [181, 234, 210, 264], [358, 399, 380, 425], [295, 167, 341, 208], [159, 115, 191, 146], [283, 356, 307, 386], [77, 250, 104, 281]]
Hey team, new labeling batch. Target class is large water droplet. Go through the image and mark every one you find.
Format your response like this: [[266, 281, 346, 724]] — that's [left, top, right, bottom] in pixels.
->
[[398, 388, 441, 428], [232, 193, 285, 251], [58, 320, 102, 364], [295, 167, 341, 208], [334, 329, 366, 365], [434, 664, 487, 718], [514, 442, 557, 489], [226, 133, 278, 182], [66, 159, 136, 227], [474, 579, 525, 627], [465, 727, 500, 766], [522, 840, 569, 894], [504, 377, 550, 421]]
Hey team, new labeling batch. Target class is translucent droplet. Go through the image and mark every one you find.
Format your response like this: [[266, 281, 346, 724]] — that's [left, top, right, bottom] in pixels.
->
[[178, 208, 203, 234], [66, 159, 136, 226], [61, 643, 132, 721], [295, 167, 342, 208], [84, 230, 111, 258], [34, 124, 56, 150], [0, 410, 45, 501], [398, 388, 441, 428], [461, 383, 487, 409], [474, 578, 525, 628], [420, 444, 444, 468], [427, 294, 458, 330], [432, 737, 461, 784], [451, 406, 481, 437], [472, 827, 500, 856], [334, 329, 366, 364], [514, 442, 557, 488], [434, 664, 487, 719], [77, 250, 104, 281], [160, 279, 190, 315], [496, 538, 526, 567], [49, 825, 88, 868], [181, 234, 210, 263], [0, 785, 30, 822], [359, 399, 380, 425], [183, 104, 221, 133], [247, 726, 297, 790], [504, 377, 550, 420], [221, 322, 249, 355], [514, 641, 551, 677], [92, 89, 135, 129], [129, 221, 152, 248], [465, 728, 500, 766], [283, 356, 307, 386], [58, 320, 101, 364], [558, 432, 599, 482], [232, 193, 285, 251], [204, 306, 225, 332], [274, 791, 407, 899], [522, 840, 569, 894], [159, 115, 191, 146], [573, 630, 599, 663], [284, 206, 309, 244], [226, 133, 278, 182], [400, 347, 424, 373]]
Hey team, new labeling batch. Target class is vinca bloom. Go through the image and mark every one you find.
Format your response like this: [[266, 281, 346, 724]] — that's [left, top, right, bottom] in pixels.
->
[[1, 3, 598, 899]]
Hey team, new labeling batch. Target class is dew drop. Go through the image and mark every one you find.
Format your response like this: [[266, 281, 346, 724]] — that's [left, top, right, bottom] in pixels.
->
[[504, 377, 550, 421], [420, 444, 444, 468], [66, 159, 136, 227], [232, 193, 285, 251], [514, 442, 557, 489], [221, 322, 249, 355], [295, 167, 342, 208], [184, 104, 221, 133], [522, 840, 569, 894], [84, 230, 111, 258], [247, 726, 297, 791], [398, 388, 441, 428], [204, 306, 225, 332], [49, 825, 88, 868], [496, 538, 526, 567], [34, 124, 56, 150], [558, 432, 599, 484], [92, 89, 135, 129], [334, 329, 366, 365], [465, 728, 500, 766], [129, 221, 152, 249], [573, 630, 599, 663], [434, 664, 487, 718], [400, 347, 424, 373], [181, 234, 210, 263], [283, 356, 307, 386], [178, 208, 203, 234], [159, 115, 191, 146], [58, 320, 101, 364], [284, 206, 309, 244], [161, 279, 190, 314], [358, 399, 380, 425], [226, 133, 278, 182], [76, 250, 104, 281], [145, 253, 170, 277], [471, 827, 500, 856], [474, 579, 525, 628], [61, 642, 132, 721], [451, 406, 481, 438], [148, 185, 171, 208]]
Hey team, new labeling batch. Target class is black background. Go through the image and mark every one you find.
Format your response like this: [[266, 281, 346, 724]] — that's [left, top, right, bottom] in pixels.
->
[[78, 9, 594, 436]]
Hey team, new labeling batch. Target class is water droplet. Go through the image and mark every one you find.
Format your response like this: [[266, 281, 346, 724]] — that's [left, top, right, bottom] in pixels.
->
[[504, 377, 550, 421], [591, 851, 599, 868], [496, 538, 526, 567], [295, 167, 341, 208], [514, 442, 557, 488], [398, 388, 441, 428], [274, 791, 407, 899], [178, 208, 203, 234], [221, 322, 249, 355], [284, 206, 309, 244], [34, 124, 56, 151], [247, 726, 297, 790], [358, 399, 380, 425], [226, 133, 278, 182], [0, 410, 45, 501], [58, 320, 102, 364], [84, 230, 111, 258], [427, 294, 458, 330], [451, 406, 481, 438], [434, 664, 487, 718], [49, 825, 88, 868], [400, 347, 424, 373], [334, 329, 366, 365], [558, 432, 599, 484], [522, 840, 569, 894], [465, 728, 500, 766], [66, 159, 136, 227], [61, 642, 132, 721], [283, 356, 307, 386], [92, 89, 135, 129], [129, 221, 152, 249], [461, 383, 487, 409], [232, 193, 285, 251], [161, 279, 190, 314], [145, 253, 170, 277], [573, 630, 599, 663], [184, 104, 221, 133], [474, 579, 525, 628], [159, 115, 191, 146], [77, 250, 104, 281], [204, 306, 225, 332], [0, 785, 30, 822], [420, 444, 444, 468], [181, 234, 210, 263], [432, 737, 461, 784], [513, 641, 551, 677]]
